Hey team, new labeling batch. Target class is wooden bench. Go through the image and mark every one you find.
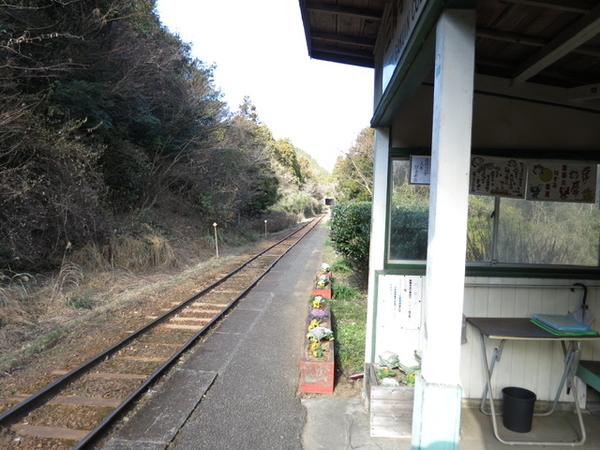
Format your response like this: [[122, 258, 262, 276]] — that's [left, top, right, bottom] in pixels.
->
[[576, 360, 600, 393]]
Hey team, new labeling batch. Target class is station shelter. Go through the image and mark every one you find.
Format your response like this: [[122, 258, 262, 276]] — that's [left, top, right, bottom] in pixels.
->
[[299, 1, 600, 448]]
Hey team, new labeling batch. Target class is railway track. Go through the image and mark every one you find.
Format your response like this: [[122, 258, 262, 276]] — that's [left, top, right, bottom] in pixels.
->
[[0, 215, 323, 450]]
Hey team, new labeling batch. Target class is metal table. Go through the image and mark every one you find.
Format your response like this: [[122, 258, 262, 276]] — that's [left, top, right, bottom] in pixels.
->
[[467, 317, 600, 446]]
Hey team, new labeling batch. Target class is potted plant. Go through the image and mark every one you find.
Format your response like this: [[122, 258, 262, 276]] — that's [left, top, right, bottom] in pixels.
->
[[317, 263, 332, 278], [365, 351, 421, 438], [312, 274, 332, 299]]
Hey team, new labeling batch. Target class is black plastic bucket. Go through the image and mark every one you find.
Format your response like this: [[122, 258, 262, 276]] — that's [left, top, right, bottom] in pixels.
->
[[502, 387, 536, 433]]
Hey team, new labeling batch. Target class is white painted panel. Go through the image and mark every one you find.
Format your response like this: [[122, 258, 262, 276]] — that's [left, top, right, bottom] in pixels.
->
[[461, 277, 600, 403], [376, 274, 600, 401]]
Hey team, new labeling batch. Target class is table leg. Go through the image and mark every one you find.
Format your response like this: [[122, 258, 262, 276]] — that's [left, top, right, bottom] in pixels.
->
[[477, 333, 587, 446], [479, 335, 506, 416], [537, 341, 578, 417]]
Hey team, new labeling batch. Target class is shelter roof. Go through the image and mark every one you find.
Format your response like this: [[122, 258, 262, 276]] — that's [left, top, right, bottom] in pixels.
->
[[298, 0, 385, 68], [298, 1, 600, 110]]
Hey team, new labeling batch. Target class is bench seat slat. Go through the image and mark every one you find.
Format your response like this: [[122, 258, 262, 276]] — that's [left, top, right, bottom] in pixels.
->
[[576, 360, 600, 392]]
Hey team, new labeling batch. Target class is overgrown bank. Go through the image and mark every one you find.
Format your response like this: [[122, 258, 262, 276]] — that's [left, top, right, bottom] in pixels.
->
[[0, 0, 328, 274]]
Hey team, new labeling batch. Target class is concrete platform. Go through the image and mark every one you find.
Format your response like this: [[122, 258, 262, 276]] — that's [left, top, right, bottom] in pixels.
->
[[100, 220, 600, 449], [302, 398, 600, 450], [460, 405, 600, 449]]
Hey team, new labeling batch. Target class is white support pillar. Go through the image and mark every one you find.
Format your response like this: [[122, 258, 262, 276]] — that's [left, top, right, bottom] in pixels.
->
[[365, 127, 390, 363], [412, 9, 475, 450]]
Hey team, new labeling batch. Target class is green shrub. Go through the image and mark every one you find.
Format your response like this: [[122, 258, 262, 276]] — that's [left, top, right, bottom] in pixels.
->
[[70, 294, 95, 310], [329, 202, 371, 275]]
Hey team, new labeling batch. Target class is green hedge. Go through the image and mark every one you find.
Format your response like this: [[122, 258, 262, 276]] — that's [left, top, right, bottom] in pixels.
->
[[329, 202, 371, 275]]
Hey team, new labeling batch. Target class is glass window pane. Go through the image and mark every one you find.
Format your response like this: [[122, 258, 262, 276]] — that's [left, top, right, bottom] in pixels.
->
[[467, 195, 495, 262], [388, 158, 600, 268], [388, 159, 429, 261], [496, 196, 600, 266]]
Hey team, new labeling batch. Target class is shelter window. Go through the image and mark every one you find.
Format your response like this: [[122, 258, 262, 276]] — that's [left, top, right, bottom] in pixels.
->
[[388, 156, 600, 275], [388, 158, 429, 262]]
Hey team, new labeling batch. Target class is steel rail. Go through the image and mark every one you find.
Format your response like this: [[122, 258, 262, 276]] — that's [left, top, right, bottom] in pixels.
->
[[0, 215, 323, 443]]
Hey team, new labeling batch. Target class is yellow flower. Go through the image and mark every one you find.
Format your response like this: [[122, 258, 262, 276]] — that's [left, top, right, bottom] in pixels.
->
[[308, 319, 321, 330]]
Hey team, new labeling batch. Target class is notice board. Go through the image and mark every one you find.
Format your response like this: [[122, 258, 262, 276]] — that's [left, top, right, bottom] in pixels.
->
[[375, 274, 423, 365]]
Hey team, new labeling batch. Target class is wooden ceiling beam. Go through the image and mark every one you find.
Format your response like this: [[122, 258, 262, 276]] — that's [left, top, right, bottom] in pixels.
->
[[567, 83, 600, 100], [512, 3, 600, 81], [311, 31, 376, 48], [310, 49, 374, 68], [476, 28, 600, 57], [476, 28, 546, 47], [305, 1, 383, 20], [311, 42, 374, 59], [499, 0, 591, 14]]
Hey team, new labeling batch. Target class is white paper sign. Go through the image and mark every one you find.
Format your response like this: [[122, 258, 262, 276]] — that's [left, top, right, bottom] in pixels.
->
[[526, 161, 597, 203], [376, 274, 423, 365], [410, 156, 431, 185], [470, 155, 527, 198], [378, 275, 422, 330]]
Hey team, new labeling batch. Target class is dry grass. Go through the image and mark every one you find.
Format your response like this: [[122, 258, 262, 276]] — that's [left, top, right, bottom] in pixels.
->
[[103, 235, 179, 272], [0, 275, 42, 327], [0, 232, 183, 371], [1, 233, 180, 323], [0, 213, 301, 376]]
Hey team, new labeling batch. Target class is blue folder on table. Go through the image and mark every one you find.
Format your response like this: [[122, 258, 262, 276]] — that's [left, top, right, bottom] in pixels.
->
[[532, 314, 598, 336]]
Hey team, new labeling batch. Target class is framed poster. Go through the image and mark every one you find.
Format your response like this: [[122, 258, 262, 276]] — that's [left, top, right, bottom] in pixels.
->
[[410, 155, 431, 185], [526, 161, 597, 203], [469, 155, 527, 198]]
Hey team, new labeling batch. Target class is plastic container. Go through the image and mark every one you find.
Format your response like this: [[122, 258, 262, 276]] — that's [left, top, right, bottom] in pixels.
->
[[502, 386, 536, 433]]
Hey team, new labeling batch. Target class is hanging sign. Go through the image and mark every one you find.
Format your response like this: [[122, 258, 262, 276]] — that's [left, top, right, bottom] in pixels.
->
[[412, 153, 596, 203], [410, 155, 431, 184], [526, 161, 597, 203], [381, 0, 430, 91], [469, 155, 527, 198]]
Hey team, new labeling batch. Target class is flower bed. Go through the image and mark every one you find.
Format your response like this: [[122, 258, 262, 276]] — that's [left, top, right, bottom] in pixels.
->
[[299, 296, 335, 394], [364, 352, 420, 438]]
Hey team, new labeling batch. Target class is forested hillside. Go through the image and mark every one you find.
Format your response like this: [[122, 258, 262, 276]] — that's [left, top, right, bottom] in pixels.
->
[[0, 0, 325, 273]]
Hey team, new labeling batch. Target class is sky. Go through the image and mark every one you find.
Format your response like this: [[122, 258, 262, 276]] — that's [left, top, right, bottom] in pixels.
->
[[155, 0, 374, 172]]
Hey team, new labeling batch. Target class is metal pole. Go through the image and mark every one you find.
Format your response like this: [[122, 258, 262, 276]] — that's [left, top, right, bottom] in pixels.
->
[[264, 219, 268, 237], [213, 222, 219, 258]]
